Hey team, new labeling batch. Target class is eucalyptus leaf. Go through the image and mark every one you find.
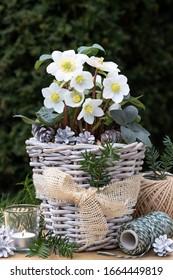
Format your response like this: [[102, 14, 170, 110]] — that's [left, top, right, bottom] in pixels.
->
[[110, 109, 127, 125], [35, 107, 63, 126], [34, 54, 52, 70], [121, 126, 136, 143], [124, 105, 138, 122], [134, 131, 152, 147], [127, 122, 150, 135], [13, 115, 37, 125], [77, 43, 106, 56], [39, 54, 52, 61]]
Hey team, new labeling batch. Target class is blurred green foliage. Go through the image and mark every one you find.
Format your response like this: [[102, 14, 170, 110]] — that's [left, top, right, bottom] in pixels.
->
[[1, 0, 173, 194]]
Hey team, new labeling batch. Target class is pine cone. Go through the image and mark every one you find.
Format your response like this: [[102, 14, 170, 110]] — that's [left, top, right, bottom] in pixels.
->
[[32, 124, 55, 143], [101, 129, 122, 144], [76, 131, 95, 144], [55, 126, 76, 144], [0, 226, 15, 258], [153, 234, 173, 257]]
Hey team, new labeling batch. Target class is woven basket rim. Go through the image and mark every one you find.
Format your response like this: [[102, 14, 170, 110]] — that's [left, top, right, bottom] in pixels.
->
[[26, 137, 145, 149]]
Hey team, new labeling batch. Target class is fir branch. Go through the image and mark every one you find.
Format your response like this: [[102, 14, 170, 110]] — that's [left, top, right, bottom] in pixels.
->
[[0, 174, 40, 225], [27, 238, 50, 259], [27, 230, 78, 259], [160, 136, 173, 172], [144, 136, 173, 180], [80, 143, 120, 189]]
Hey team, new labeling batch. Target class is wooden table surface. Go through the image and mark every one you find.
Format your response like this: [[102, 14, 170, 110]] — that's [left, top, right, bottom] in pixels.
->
[[2, 248, 173, 260]]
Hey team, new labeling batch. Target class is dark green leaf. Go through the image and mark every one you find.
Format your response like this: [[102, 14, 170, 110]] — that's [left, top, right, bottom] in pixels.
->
[[34, 54, 52, 70], [13, 114, 37, 125], [124, 96, 145, 110]]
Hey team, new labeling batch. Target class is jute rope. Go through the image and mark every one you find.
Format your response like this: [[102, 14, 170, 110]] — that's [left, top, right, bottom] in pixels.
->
[[98, 211, 173, 258], [134, 174, 173, 219], [33, 167, 142, 246]]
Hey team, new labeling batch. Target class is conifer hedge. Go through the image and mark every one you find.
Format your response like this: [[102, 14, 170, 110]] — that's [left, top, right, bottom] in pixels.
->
[[1, 0, 173, 193]]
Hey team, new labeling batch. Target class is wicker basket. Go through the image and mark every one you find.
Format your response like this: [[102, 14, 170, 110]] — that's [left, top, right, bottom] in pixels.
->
[[26, 138, 145, 251]]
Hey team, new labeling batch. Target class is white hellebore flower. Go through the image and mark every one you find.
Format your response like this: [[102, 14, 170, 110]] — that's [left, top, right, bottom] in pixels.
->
[[64, 90, 85, 108], [103, 73, 130, 104], [77, 98, 104, 125], [70, 70, 94, 92], [86, 56, 120, 73], [46, 50, 86, 82], [42, 82, 68, 113]]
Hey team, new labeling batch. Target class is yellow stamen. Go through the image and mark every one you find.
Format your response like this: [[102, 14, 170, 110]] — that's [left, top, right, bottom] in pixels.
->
[[51, 92, 60, 103], [98, 57, 104, 64], [111, 83, 120, 93], [76, 75, 84, 84], [84, 104, 93, 114], [73, 94, 82, 103], [60, 60, 76, 72]]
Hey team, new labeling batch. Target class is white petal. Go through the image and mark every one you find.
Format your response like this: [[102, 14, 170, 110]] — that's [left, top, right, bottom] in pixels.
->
[[84, 114, 94, 124], [94, 107, 104, 117], [46, 62, 58, 75], [112, 93, 124, 103], [62, 50, 75, 58], [77, 110, 84, 120], [53, 101, 64, 113], [52, 50, 62, 61], [103, 89, 113, 99], [42, 88, 51, 98], [44, 99, 54, 108], [119, 84, 130, 96], [118, 74, 128, 84], [109, 103, 121, 111], [49, 82, 59, 92]]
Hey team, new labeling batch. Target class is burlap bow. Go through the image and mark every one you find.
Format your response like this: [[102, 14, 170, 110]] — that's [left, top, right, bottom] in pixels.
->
[[33, 168, 142, 246]]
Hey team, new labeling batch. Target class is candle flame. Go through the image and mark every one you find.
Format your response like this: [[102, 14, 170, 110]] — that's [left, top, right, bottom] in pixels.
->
[[22, 230, 26, 236]]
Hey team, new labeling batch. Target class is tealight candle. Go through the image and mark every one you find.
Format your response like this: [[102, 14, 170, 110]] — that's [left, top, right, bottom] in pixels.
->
[[4, 204, 40, 252], [11, 230, 36, 250]]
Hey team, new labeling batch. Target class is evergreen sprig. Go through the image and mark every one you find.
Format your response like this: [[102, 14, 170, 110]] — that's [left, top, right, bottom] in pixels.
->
[[145, 136, 173, 180], [80, 142, 120, 190], [0, 174, 40, 225], [27, 230, 78, 259]]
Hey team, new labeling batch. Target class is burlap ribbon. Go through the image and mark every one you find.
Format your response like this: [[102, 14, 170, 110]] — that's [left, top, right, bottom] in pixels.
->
[[33, 168, 142, 246]]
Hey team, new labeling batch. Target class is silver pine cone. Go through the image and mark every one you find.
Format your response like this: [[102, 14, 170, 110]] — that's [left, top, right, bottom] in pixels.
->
[[32, 124, 55, 143], [0, 226, 16, 258], [55, 126, 76, 144], [101, 129, 122, 144], [76, 131, 95, 144], [152, 234, 173, 257]]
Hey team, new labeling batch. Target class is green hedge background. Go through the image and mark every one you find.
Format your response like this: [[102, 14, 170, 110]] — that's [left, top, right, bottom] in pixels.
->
[[1, 0, 173, 195]]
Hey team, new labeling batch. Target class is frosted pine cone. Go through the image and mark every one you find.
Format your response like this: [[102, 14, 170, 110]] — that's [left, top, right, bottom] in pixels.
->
[[101, 129, 122, 144], [0, 226, 16, 258], [153, 234, 173, 257], [32, 124, 55, 143], [76, 131, 95, 144], [55, 126, 76, 144]]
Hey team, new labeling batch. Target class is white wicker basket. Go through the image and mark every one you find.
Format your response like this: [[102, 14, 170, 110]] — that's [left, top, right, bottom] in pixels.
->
[[26, 138, 145, 251]]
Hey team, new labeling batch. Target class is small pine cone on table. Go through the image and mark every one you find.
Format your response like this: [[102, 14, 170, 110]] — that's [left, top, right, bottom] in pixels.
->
[[152, 234, 173, 257]]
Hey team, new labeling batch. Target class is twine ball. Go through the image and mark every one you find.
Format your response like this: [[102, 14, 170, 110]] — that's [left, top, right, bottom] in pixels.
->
[[134, 174, 173, 219], [117, 211, 173, 256]]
